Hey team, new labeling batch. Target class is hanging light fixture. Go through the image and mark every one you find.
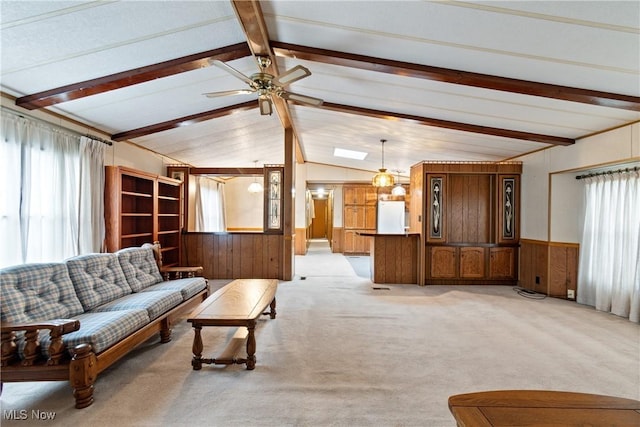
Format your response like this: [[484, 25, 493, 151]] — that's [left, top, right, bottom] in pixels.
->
[[372, 139, 394, 187], [248, 160, 264, 193], [391, 169, 406, 196]]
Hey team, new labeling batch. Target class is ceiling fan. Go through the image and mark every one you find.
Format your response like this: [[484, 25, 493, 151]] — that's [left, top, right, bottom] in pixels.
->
[[204, 56, 323, 115]]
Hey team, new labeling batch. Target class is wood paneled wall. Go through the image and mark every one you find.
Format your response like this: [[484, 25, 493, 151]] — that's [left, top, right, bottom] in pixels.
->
[[448, 174, 492, 243], [520, 239, 579, 299], [370, 234, 419, 284], [332, 227, 343, 253], [182, 232, 282, 279], [295, 228, 307, 255]]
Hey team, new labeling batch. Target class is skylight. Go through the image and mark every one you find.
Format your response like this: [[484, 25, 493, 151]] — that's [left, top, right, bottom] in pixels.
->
[[333, 148, 368, 160]]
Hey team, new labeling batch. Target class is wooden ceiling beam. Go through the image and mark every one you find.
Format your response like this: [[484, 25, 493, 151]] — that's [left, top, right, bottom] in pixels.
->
[[111, 101, 256, 141], [272, 41, 640, 112], [319, 102, 575, 146], [189, 167, 263, 176], [16, 43, 251, 110], [231, 0, 305, 163]]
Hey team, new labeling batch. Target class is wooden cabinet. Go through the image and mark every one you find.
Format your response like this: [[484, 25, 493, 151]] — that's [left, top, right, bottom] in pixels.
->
[[343, 185, 378, 254], [105, 166, 183, 267], [460, 247, 486, 278], [430, 247, 457, 278], [490, 247, 516, 279], [343, 229, 371, 254], [412, 162, 522, 285]]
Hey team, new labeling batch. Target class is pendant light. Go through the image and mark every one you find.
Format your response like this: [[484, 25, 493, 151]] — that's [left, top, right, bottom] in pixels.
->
[[372, 139, 394, 187], [248, 160, 264, 193], [391, 169, 406, 196]]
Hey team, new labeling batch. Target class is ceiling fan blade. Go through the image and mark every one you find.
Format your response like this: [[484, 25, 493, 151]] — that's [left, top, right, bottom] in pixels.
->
[[272, 65, 311, 86], [203, 89, 255, 98], [210, 59, 255, 87], [279, 91, 324, 106]]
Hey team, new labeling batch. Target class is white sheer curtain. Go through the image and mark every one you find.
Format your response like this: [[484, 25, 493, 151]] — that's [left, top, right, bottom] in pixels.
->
[[0, 110, 105, 268], [194, 176, 226, 232], [577, 170, 640, 322]]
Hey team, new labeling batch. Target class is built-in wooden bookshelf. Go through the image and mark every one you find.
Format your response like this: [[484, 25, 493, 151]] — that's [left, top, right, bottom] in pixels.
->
[[105, 166, 183, 267]]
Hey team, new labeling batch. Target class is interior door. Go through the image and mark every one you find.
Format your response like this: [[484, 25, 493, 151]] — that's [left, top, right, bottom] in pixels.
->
[[311, 198, 328, 238]]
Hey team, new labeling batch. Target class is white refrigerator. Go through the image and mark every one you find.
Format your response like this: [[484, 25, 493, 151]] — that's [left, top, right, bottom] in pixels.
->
[[377, 201, 406, 234]]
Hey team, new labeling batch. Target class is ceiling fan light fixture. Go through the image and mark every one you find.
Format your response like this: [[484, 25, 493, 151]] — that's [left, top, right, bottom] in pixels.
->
[[259, 95, 272, 115], [372, 139, 394, 188], [205, 56, 323, 115]]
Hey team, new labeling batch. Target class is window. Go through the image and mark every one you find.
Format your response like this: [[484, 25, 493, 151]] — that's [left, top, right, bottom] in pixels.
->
[[0, 110, 104, 268]]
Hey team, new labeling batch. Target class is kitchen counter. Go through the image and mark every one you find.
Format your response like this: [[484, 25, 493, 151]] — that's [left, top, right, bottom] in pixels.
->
[[357, 232, 419, 284]]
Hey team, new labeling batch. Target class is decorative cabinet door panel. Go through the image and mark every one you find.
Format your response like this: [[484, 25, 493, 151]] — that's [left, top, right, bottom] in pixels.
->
[[364, 205, 377, 229], [498, 175, 520, 243], [427, 175, 446, 242], [459, 247, 486, 278], [344, 206, 366, 228], [430, 247, 457, 278], [489, 247, 515, 279]]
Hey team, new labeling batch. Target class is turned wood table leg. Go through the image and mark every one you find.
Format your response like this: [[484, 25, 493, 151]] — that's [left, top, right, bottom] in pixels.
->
[[269, 297, 277, 319], [191, 325, 203, 370], [246, 320, 256, 370]]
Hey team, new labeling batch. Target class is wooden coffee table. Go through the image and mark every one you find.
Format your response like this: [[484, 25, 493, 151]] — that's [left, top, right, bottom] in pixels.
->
[[448, 390, 640, 426], [187, 279, 277, 370]]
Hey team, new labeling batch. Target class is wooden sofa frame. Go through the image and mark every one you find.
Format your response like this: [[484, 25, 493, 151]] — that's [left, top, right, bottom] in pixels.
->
[[0, 245, 207, 409]]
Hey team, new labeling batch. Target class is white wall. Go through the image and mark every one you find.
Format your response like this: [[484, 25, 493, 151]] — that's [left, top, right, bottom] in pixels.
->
[[224, 177, 264, 230], [518, 122, 639, 242]]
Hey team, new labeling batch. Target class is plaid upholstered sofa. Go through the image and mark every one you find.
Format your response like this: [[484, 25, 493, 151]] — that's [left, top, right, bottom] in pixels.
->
[[0, 244, 207, 409]]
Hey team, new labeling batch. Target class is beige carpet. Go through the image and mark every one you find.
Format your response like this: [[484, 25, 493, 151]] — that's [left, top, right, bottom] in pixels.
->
[[1, 240, 638, 426]]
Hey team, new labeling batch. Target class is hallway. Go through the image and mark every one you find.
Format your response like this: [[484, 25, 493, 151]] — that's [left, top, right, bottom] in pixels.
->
[[295, 238, 371, 280]]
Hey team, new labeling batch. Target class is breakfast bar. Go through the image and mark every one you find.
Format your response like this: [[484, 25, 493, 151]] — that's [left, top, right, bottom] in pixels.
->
[[358, 232, 419, 284]]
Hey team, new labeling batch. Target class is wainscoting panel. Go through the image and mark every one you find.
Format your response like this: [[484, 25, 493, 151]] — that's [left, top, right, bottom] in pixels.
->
[[183, 232, 282, 279], [520, 239, 578, 299]]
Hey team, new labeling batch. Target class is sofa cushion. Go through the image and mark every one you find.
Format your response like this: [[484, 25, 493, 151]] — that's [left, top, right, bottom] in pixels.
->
[[89, 290, 183, 321], [38, 309, 150, 356], [0, 263, 84, 324], [66, 253, 132, 311], [116, 246, 163, 292], [142, 277, 207, 301]]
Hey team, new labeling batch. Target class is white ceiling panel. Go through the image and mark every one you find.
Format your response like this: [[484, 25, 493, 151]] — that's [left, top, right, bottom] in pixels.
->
[[1, 1, 638, 177]]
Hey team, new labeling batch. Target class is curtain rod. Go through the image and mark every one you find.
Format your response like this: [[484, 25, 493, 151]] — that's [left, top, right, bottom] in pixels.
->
[[2, 106, 113, 146], [576, 166, 639, 180]]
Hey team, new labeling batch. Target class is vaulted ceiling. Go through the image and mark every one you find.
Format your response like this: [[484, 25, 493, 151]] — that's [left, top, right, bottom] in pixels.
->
[[2, 1, 639, 177]]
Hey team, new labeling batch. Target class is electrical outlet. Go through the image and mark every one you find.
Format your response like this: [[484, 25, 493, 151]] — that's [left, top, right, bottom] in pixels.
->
[[567, 289, 575, 299]]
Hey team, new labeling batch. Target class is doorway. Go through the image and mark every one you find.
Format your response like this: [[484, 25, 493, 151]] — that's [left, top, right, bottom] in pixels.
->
[[311, 198, 328, 239]]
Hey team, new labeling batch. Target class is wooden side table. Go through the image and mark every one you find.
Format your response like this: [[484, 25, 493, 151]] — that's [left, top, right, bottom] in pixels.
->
[[448, 390, 640, 426]]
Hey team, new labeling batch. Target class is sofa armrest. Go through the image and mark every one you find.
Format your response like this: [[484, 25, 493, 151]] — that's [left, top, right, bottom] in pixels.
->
[[1, 319, 80, 367], [161, 266, 203, 281]]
